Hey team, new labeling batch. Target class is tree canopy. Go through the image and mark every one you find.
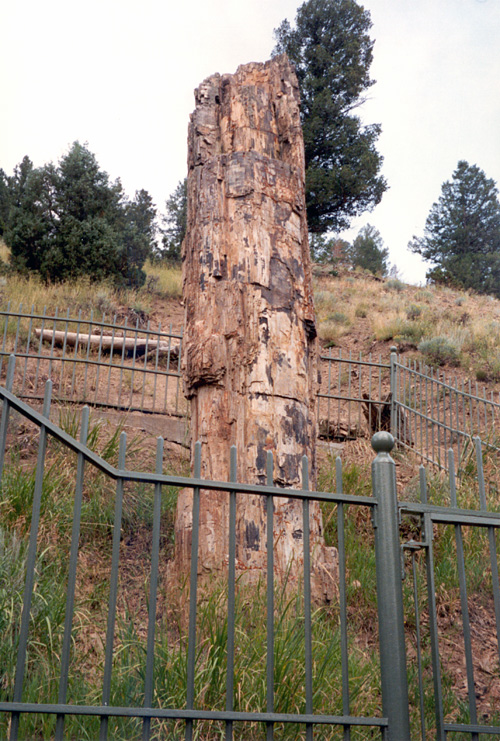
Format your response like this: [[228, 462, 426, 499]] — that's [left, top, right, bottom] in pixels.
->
[[409, 161, 500, 297], [350, 223, 388, 275], [3, 142, 157, 286], [273, 0, 387, 235], [159, 178, 187, 263]]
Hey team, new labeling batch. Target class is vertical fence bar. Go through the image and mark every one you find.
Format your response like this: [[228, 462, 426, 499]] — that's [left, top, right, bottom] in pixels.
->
[[419, 467, 445, 740], [34, 306, 47, 395], [152, 321, 161, 413], [410, 547, 426, 741], [117, 319, 129, 408], [93, 315, 106, 406], [462, 380, 467, 444], [430, 370, 436, 467], [225, 446, 237, 741], [58, 309, 70, 397], [0, 301, 11, 379], [419, 362, 423, 460], [47, 307, 59, 387], [142, 436, 165, 741], [336, 457, 351, 741], [185, 441, 202, 741], [163, 324, 172, 414], [390, 348, 397, 439], [475, 381, 480, 435], [474, 437, 500, 668], [175, 326, 182, 414], [442, 375, 448, 455], [357, 352, 362, 433], [82, 311, 93, 400], [347, 351, 352, 435], [371, 432, 411, 741], [302, 456, 313, 741], [266, 450, 274, 741], [20, 305, 34, 396], [99, 432, 127, 741], [105, 315, 118, 406], [10, 379, 53, 741], [424, 364, 429, 465], [436, 373, 443, 468], [337, 349, 342, 432], [13, 304, 22, 360], [449, 448, 478, 739], [69, 310, 82, 400], [55, 406, 90, 740], [368, 353, 373, 433], [326, 348, 332, 438], [128, 318, 140, 408], [140, 321, 151, 411], [0, 355, 16, 481]]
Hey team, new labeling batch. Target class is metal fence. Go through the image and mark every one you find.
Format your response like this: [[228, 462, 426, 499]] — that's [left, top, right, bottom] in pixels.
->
[[318, 349, 390, 440], [391, 350, 500, 472], [1, 354, 500, 739], [0, 304, 185, 417], [2, 304, 500, 472]]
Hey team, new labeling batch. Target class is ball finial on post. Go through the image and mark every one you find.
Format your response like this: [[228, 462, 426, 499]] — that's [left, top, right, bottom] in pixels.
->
[[371, 431, 395, 455]]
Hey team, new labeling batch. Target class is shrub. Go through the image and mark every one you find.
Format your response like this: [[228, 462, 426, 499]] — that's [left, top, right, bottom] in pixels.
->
[[327, 311, 350, 325], [385, 278, 406, 292], [406, 304, 422, 321], [418, 336, 461, 366]]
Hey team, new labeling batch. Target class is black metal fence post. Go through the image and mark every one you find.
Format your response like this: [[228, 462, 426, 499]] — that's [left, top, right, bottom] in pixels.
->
[[371, 431, 411, 741]]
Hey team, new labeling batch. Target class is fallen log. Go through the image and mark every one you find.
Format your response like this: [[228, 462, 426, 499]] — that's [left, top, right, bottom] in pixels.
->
[[35, 329, 180, 360]]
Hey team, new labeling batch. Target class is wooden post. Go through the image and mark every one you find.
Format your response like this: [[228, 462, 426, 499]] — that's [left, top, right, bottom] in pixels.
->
[[175, 55, 337, 601]]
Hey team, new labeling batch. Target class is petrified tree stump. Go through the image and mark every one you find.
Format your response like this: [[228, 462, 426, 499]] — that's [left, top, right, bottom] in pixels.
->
[[175, 55, 337, 601]]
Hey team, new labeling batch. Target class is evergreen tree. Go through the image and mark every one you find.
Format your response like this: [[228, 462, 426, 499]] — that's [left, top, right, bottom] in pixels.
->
[[273, 0, 387, 235], [409, 161, 500, 296], [3, 143, 157, 286], [0, 168, 10, 236], [160, 179, 187, 263], [309, 233, 350, 266], [349, 223, 388, 275]]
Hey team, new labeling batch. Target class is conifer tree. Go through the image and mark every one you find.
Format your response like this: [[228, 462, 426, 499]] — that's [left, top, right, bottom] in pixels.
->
[[409, 161, 500, 296]]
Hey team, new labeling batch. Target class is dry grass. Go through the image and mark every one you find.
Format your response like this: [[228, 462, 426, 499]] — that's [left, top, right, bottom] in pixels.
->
[[314, 270, 500, 380]]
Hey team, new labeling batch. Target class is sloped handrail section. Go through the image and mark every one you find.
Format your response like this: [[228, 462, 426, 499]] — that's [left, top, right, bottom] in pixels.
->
[[1, 354, 500, 739]]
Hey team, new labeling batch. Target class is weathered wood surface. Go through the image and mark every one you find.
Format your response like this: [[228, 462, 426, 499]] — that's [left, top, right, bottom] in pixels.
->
[[35, 329, 180, 359], [175, 55, 337, 601]]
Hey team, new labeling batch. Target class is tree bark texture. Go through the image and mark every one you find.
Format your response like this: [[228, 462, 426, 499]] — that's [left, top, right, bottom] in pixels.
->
[[175, 55, 337, 601]]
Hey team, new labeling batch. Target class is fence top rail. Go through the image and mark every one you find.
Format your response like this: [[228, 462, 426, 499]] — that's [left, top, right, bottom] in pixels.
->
[[0, 384, 375, 507], [400, 500, 500, 525], [0, 702, 388, 727], [320, 353, 390, 370], [395, 358, 500, 408], [0, 307, 183, 340]]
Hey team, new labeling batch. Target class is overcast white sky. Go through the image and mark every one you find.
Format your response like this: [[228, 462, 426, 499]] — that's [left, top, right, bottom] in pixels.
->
[[1, 0, 499, 283]]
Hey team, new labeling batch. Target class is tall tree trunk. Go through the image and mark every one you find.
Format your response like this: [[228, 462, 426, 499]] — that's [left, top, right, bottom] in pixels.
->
[[175, 55, 337, 601]]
